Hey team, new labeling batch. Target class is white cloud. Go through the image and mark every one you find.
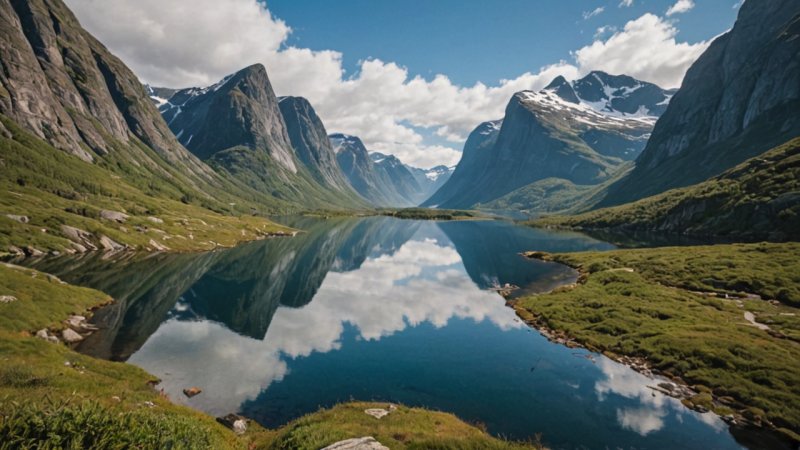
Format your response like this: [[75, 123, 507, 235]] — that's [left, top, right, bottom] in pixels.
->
[[594, 25, 618, 39], [64, 0, 708, 167], [619, 0, 634, 7], [583, 7, 605, 20], [666, 0, 695, 16], [573, 13, 709, 88]]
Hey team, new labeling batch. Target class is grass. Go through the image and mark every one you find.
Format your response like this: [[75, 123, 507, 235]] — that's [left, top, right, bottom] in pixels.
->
[[514, 242, 800, 441], [378, 208, 484, 221], [532, 137, 800, 241], [0, 117, 294, 254], [0, 263, 540, 449]]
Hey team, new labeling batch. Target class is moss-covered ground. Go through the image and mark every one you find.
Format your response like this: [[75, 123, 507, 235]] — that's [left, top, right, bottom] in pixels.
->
[[514, 242, 800, 442]]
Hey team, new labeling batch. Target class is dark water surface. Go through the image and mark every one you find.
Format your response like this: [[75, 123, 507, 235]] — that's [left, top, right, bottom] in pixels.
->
[[29, 217, 754, 449]]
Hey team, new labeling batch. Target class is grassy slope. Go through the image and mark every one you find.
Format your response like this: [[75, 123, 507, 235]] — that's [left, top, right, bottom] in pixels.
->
[[531, 137, 800, 240], [0, 263, 537, 449], [514, 243, 800, 439], [0, 117, 294, 254]]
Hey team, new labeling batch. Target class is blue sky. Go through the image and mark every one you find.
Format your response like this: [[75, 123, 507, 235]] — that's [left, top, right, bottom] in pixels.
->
[[68, 0, 743, 168], [267, 0, 739, 87]]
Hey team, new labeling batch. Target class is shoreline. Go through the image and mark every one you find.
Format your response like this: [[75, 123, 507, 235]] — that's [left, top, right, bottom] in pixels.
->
[[510, 246, 800, 446]]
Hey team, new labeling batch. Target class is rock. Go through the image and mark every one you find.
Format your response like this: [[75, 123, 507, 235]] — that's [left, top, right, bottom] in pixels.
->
[[24, 246, 44, 257], [99, 235, 124, 252], [216, 414, 247, 435], [147, 216, 164, 224], [111, 396, 121, 403], [62, 328, 83, 343], [143, 401, 156, 408], [65, 315, 86, 328], [0, 295, 17, 303], [100, 210, 129, 223], [183, 387, 202, 398], [36, 328, 59, 344], [5, 214, 29, 224], [7, 245, 24, 256], [148, 239, 170, 252], [322, 437, 389, 450], [364, 408, 390, 419], [60, 225, 98, 251]]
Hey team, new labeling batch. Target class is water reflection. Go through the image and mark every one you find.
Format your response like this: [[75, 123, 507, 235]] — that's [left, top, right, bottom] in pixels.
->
[[23, 217, 750, 449]]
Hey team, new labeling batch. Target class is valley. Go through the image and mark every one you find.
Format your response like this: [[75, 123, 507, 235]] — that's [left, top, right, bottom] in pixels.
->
[[0, 0, 798, 448]]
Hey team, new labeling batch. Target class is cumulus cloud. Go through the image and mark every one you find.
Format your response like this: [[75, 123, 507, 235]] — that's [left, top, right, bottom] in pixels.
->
[[64, 0, 708, 167], [573, 13, 709, 88], [666, 0, 695, 16]]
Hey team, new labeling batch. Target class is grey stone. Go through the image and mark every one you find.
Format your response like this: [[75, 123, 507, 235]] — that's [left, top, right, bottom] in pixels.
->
[[5, 214, 29, 224], [61, 328, 83, 343], [100, 210, 129, 223], [322, 437, 389, 450]]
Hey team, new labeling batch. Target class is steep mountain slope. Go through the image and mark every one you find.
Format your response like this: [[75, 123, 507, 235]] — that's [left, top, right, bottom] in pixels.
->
[[0, 0, 293, 254], [598, 0, 800, 207], [423, 120, 502, 208], [157, 67, 364, 209], [370, 152, 424, 205], [535, 137, 800, 241], [278, 96, 363, 204], [425, 71, 666, 210], [331, 133, 412, 207]]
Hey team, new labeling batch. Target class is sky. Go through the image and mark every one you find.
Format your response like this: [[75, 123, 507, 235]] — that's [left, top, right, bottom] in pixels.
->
[[64, 0, 742, 168]]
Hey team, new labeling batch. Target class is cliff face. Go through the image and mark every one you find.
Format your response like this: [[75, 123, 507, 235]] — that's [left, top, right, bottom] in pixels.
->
[[599, 0, 800, 206], [278, 96, 354, 193], [161, 64, 296, 173], [0, 0, 216, 181]]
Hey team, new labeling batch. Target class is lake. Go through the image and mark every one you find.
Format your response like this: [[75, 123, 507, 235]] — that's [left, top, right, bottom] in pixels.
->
[[28, 217, 755, 449]]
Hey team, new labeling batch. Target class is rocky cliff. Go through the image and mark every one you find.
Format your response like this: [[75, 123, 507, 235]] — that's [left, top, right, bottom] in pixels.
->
[[598, 0, 800, 206]]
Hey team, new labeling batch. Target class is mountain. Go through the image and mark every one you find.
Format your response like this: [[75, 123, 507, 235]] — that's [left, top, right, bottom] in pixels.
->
[[536, 136, 800, 242], [597, 0, 800, 207], [0, 0, 294, 254], [369, 152, 425, 204], [277, 96, 357, 194], [424, 71, 669, 210], [407, 164, 454, 204], [330, 133, 413, 207], [155, 67, 365, 209]]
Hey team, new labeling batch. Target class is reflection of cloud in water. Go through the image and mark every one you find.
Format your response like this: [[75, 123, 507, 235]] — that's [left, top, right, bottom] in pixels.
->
[[594, 358, 727, 436], [130, 238, 521, 415]]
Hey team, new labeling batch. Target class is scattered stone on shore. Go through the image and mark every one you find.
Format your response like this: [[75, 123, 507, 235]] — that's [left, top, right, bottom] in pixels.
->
[[322, 437, 389, 450], [61, 328, 84, 343], [24, 246, 44, 257], [99, 235, 124, 252], [100, 210, 129, 223], [0, 295, 17, 303], [216, 414, 247, 435], [364, 405, 396, 419], [35, 328, 60, 344], [148, 239, 170, 252], [5, 214, 29, 224], [61, 225, 98, 251], [183, 387, 202, 398]]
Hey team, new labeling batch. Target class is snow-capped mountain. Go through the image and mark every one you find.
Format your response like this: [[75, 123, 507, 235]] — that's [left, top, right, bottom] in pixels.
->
[[546, 71, 676, 118], [425, 71, 670, 211]]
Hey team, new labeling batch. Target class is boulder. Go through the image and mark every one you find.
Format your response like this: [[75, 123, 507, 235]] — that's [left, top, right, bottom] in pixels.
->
[[7, 245, 24, 256], [24, 246, 44, 257], [322, 437, 389, 450], [36, 328, 59, 344], [60, 225, 98, 251], [147, 216, 164, 224], [5, 214, 29, 224], [148, 239, 170, 252], [364, 408, 390, 419], [183, 387, 202, 398], [62, 328, 84, 343], [100, 210, 129, 223], [99, 235, 124, 252], [0, 295, 17, 303], [216, 414, 247, 435]]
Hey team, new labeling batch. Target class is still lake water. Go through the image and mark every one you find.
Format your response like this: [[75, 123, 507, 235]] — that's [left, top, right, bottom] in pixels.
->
[[30, 217, 753, 449]]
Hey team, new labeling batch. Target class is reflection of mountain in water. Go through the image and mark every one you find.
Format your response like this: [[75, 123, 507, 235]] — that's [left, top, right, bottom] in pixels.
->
[[437, 220, 614, 293], [26, 216, 418, 358]]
